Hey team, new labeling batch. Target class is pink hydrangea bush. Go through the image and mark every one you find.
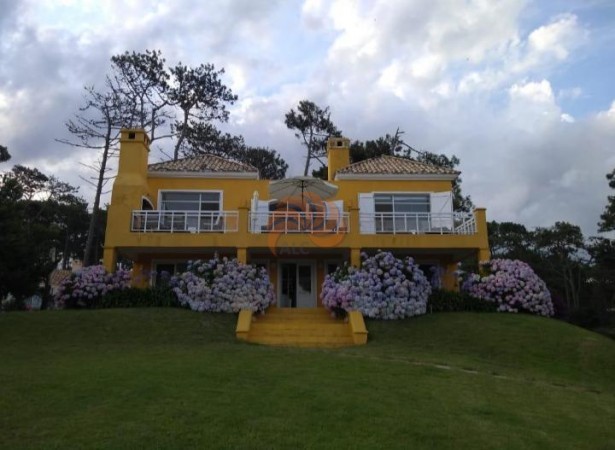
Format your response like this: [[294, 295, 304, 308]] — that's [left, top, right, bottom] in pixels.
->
[[321, 251, 431, 320], [171, 256, 275, 313], [462, 259, 554, 316], [54, 265, 132, 308]]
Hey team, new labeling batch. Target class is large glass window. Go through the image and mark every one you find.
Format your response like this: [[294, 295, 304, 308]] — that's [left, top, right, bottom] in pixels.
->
[[160, 192, 221, 212], [159, 191, 222, 231], [374, 193, 430, 232]]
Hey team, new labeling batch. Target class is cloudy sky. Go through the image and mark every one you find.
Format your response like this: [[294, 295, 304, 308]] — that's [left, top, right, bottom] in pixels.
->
[[1, 0, 614, 235]]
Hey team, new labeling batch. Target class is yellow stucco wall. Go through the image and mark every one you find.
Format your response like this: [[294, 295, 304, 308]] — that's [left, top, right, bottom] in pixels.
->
[[145, 177, 270, 210], [103, 129, 490, 293], [327, 137, 350, 181]]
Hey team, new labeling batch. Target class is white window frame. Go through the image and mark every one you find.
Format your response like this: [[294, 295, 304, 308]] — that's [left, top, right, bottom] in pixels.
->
[[277, 260, 317, 308], [359, 193, 375, 234], [360, 191, 455, 234], [429, 192, 454, 229], [373, 192, 431, 214], [157, 189, 224, 212], [372, 191, 431, 233]]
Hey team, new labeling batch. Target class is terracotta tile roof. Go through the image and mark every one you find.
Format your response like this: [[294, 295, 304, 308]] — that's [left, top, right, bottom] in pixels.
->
[[336, 155, 460, 176], [148, 154, 258, 173]]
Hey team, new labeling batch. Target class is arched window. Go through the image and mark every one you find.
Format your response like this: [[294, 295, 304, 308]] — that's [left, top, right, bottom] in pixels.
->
[[141, 196, 154, 210]]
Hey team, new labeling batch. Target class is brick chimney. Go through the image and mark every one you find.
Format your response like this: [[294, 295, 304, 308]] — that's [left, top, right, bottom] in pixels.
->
[[327, 136, 350, 181], [116, 129, 150, 182]]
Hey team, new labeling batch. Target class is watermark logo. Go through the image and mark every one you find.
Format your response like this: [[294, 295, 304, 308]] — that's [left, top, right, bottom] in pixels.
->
[[264, 193, 347, 256]]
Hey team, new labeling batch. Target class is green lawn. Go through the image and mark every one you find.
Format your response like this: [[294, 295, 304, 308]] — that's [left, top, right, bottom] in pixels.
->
[[1, 309, 614, 450]]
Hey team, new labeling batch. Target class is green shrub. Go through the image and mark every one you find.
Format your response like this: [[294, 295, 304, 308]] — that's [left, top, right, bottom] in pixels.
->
[[568, 307, 613, 329], [1, 294, 26, 312], [428, 289, 497, 313], [55, 265, 131, 309], [95, 287, 179, 309]]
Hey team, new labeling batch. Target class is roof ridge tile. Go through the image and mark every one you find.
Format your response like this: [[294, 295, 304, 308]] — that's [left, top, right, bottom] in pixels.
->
[[148, 153, 258, 173], [336, 154, 459, 175]]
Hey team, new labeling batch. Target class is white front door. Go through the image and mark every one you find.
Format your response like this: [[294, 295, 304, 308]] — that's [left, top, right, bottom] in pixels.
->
[[279, 262, 316, 308]]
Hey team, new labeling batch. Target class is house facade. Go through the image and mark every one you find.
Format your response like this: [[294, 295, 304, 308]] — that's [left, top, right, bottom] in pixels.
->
[[103, 129, 490, 309]]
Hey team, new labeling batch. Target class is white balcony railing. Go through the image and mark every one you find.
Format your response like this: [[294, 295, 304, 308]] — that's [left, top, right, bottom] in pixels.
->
[[131, 210, 239, 233], [249, 211, 350, 234], [360, 212, 476, 235]]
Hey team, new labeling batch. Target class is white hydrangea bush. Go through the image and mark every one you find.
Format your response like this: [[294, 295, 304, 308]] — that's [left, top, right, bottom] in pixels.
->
[[171, 256, 275, 313], [462, 259, 554, 317], [321, 251, 431, 320]]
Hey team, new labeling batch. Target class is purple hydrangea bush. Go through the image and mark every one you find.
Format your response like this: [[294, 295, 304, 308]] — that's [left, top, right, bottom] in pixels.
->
[[321, 251, 431, 320], [54, 265, 132, 308], [462, 259, 554, 316], [171, 256, 275, 313]]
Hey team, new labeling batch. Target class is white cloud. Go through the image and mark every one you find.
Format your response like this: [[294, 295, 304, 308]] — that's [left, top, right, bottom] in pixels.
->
[[527, 14, 580, 60], [0, 0, 611, 237], [509, 79, 555, 103], [301, 0, 327, 29], [558, 86, 583, 100], [597, 100, 615, 121]]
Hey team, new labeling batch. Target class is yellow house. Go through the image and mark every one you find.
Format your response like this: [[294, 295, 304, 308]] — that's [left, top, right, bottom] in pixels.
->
[[103, 129, 489, 344]]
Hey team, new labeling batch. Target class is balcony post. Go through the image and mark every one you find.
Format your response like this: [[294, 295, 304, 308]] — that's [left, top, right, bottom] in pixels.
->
[[350, 248, 361, 267], [237, 248, 248, 264], [442, 262, 459, 291], [103, 247, 117, 272], [132, 261, 151, 288], [238, 206, 249, 234], [350, 206, 360, 235], [478, 247, 491, 264], [473, 207, 490, 263]]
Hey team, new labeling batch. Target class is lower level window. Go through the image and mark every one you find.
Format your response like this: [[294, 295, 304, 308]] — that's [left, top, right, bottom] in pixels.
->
[[154, 262, 188, 286]]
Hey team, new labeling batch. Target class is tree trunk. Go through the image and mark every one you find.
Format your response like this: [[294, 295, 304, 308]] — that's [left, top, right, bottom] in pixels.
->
[[303, 152, 311, 176], [150, 109, 156, 141], [173, 111, 189, 160], [62, 230, 70, 270], [83, 124, 112, 267], [303, 131, 313, 176]]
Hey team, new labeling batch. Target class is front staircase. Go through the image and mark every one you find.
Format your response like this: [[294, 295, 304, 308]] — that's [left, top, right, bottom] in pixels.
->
[[236, 307, 368, 348]]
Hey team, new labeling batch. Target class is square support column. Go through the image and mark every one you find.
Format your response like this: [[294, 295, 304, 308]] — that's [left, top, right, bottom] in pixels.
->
[[350, 248, 361, 267], [103, 247, 117, 273], [442, 262, 459, 291], [237, 248, 248, 264]]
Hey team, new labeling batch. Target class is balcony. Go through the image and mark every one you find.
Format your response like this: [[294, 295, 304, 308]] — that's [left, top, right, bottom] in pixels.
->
[[360, 212, 476, 235], [249, 211, 350, 234], [130, 209, 477, 236], [131, 210, 239, 233]]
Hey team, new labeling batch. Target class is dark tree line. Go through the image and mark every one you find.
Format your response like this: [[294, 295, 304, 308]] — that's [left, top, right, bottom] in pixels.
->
[[598, 167, 615, 233], [489, 219, 614, 326], [0, 151, 92, 303]]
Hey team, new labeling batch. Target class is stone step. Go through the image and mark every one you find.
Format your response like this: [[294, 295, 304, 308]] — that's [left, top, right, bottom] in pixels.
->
[[237, 307, 365, 348], [250, 324, 351, 337], [263, 308, 331, 316], [255, 316, 336, 324], [247, 334, 355, 348], [256, 309, 335, 322]]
